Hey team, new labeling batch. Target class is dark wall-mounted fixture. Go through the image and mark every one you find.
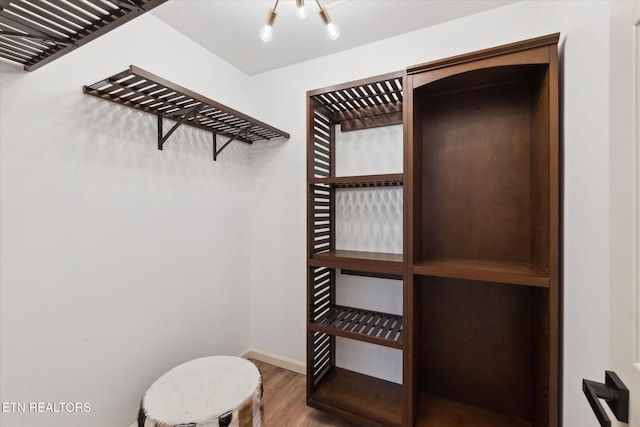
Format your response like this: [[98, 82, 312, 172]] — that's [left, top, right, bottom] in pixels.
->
[[83, 65, 289, 161], [0, 0, 166, 71]]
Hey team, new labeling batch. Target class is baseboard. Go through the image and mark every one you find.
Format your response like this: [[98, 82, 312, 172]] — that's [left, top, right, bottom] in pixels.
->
[[239, 347, 306, 375]]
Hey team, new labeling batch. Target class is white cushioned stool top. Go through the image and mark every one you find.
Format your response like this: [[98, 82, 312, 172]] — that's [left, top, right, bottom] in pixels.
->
[[143, 356, 261, 425]]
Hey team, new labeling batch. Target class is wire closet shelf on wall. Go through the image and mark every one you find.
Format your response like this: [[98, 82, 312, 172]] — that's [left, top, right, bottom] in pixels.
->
[[83, 65, 290, 160], [0, 0, 166, 71]]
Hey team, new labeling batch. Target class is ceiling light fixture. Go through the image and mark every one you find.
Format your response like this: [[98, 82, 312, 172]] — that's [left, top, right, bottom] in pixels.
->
[[259, 1, 278, 43], [296, 0, 306, 19], [259, 0, 340, 42], [317, 1, 340, 41]]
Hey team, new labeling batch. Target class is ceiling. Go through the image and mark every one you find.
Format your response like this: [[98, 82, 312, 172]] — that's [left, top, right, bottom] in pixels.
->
[[151, 0, 518, 76]]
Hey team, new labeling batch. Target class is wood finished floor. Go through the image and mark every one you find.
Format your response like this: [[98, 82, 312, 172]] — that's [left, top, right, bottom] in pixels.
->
[[253, 359, 531, 427], [252, 359, 355, 427]]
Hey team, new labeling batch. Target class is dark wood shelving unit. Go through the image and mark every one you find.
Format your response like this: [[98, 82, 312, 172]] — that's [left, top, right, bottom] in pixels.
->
[[406, 33, 560, 427], [0, 0, 166, 71], [84, 65, 289, 160], [308, 34, 560, 427], [307, 70, 405, 426]]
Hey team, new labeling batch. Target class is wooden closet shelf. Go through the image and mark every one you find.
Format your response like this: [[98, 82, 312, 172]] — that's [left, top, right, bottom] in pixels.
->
[[308, 71, 403, 131], [310, 368, 403, 427], [310, 173, 403, 188], [416, 394, 531, 427], [413, 258, 549, 287], [310, 250, 403, 276], [0, 0, 166, 71], [311, 305, 403, 349], [83, 65, 290, 145]]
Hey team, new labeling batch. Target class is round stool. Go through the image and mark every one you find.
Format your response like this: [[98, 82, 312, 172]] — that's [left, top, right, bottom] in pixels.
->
[[138, 356, 263, 427]]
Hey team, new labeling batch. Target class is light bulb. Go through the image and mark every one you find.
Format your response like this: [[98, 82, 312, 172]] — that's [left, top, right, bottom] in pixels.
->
[[326, 22, 340, 40], [259, 24, 273, 42], [259, 8, 276, 43], [295, 0, 306, 19], [319, 7, 340, 40], [296, 5, 306, 19]]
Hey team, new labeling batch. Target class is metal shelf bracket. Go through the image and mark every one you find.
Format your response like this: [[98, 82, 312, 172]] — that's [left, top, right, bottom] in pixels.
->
[[157, 105, 201, 151], [214, 125, 253, 161]]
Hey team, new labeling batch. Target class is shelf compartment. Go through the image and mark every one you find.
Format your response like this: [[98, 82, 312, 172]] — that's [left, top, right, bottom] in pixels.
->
[[311, 173, 403, 188], [311, 305, 403, 349], [0, 0, 166, 71], [309, 250, 403, 276], [309, 367, 403, 427], [417, 276, 550, 427], [308, 71, 404, 132], [416, 394, 531, 427], [84, 65, 290, 144], [413, 64, 553, 278], [413, 258, 549, 287]]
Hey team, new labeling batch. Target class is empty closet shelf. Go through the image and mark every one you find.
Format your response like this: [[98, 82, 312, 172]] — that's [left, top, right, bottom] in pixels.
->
[[310, 173, 403, 188], [309, 250, 403, 276], [309, 368, 402, 427], [0, 0, 166, 71], [413, 258, 549, 287], [308, 71, 403, 132], [311, 305, 403, 349], [83, 65, 289, 144]]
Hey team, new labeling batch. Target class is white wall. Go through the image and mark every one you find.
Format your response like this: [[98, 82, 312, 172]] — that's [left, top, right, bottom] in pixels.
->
[[0, 13, 260, 427], [249, 1, 612, 426], [0, 1, 618, 426], [609, 1, 640, 426]]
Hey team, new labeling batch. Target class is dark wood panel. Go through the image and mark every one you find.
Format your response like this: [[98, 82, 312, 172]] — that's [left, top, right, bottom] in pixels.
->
[[531, 68, 552, 276], [335, 102, 402, 122], [310, 173, 403, 188], [309, 368, 403, 427], [531, 286, 551, 427], [341, 112, 403, 132], [419, 276, 536, 422], [416, 394, 531, 427], [413, 65, 546, 98], [407, 33, 559, 75], [419, 79, 538, 265], [413, 258, 549, 287], [340, 269, 402, 280], [309, 250, 403, 276]]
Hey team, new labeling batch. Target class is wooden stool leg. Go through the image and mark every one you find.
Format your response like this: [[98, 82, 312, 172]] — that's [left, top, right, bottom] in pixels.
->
[[137, 405, 146, 427]]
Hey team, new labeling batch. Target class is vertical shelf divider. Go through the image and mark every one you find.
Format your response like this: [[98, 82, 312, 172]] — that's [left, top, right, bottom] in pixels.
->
[[306, 71, 406, 427]]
